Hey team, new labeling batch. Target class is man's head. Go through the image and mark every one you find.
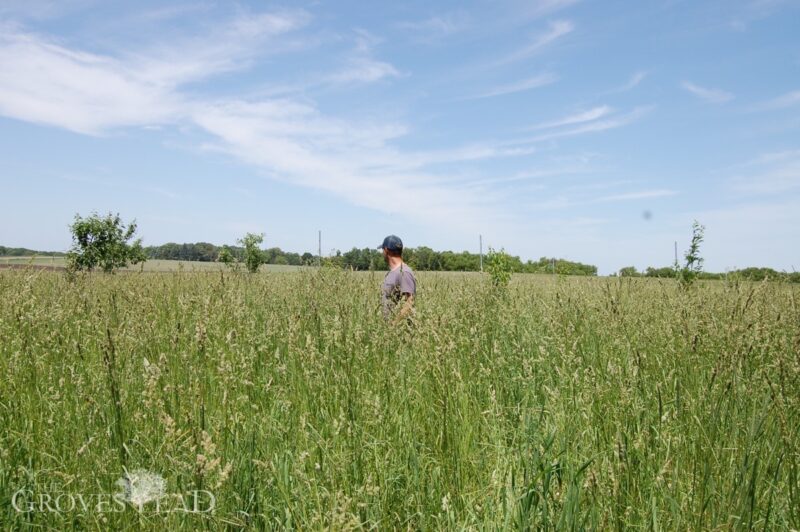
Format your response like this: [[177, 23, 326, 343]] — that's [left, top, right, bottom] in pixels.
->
[[378, 235, 403, 260]]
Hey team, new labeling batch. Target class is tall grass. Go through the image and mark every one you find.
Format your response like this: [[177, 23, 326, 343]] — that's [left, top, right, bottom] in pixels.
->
[[0, 269, 797, 529]]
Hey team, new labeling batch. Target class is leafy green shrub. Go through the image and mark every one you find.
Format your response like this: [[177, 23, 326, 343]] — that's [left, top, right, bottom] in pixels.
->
[[66, 212, 146, 273], [486, 247, 512, 287], [678, 220, 705, 287], [619, 266, 641, 277], [217, 246, 239, 271], [237, 233, 265, 273]]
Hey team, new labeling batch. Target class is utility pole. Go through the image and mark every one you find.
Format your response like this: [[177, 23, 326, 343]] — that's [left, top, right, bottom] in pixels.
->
[[551, 258, 556, 274], [479, 234, 483, 272], [318, 230, 322, 267], [674, 241, 678, 268]]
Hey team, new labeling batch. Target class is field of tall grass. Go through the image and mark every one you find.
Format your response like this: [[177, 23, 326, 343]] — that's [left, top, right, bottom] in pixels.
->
[[0, 268, 797, 529]]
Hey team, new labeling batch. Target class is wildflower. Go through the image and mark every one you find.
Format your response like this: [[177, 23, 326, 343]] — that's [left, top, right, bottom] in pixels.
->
[[76, 436, 95, 456]]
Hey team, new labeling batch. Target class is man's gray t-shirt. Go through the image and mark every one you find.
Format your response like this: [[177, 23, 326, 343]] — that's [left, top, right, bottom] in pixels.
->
[[381, 264, 416, 318]]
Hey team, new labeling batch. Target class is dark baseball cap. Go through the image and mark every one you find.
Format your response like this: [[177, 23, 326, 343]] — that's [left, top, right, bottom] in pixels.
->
[[378, 235, 403, 252]]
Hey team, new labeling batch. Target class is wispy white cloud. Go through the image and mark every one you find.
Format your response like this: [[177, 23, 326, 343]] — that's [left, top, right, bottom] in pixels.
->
[[524, 106, 614, 130], [729, 149, 800, 194], [564, 179, 635, 192], [728, 0, 799, 31], [494, 0, 580, 29], [526, 187, 677, 211], [506, 106, 652, 147], [539, 110, 646, 138], [623, 71, 647, 90], [465, 72, 558, 99], [327, 29, 401, 85], [0, 20, 521, 233], [191, 100, 498, 230], [596, 189, 677, 202], [747, 149, 800, 165], [132, 3, 214, 23], [460, 165, 596, 188], [680, 81, 734, 103], [605, 70, 647, 93], [400, 144, 538, 170], [0, 29, 180, 134], [398, 12, 470, 38], [496, 20, 574, 65], [187, 91, 652, 234], [134, 10, 311, 86], [0, 5, 652, 240], [752, 90, 800, 111], [0, 11, 310, 135], [512, 0, 581, 22], [329, 57, 400, 84]]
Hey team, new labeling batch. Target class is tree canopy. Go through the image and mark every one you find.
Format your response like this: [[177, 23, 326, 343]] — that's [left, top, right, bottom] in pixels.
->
[[66, 212, 146, 273]]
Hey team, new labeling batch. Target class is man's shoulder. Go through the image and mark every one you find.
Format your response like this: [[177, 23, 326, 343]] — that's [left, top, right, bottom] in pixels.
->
[[385, 264, 416, 281], [399, 264, 417, 279]]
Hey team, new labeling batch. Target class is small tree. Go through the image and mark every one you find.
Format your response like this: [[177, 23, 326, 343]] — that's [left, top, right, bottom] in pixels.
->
[[486, 247, 512, 287], [217, 246, 239, 271], [66, 212, 146, 273], [678, 220, 705, 287], [619, 266, 640, 277], [238, 233, 265, 273]]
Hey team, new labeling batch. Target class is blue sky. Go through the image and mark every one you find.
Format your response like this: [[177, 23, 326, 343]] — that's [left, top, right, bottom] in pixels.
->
[[0, 0, 798, 274]]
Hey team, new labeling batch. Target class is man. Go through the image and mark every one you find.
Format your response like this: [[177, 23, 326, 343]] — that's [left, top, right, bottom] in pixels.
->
[[378, 235, 417, 323]]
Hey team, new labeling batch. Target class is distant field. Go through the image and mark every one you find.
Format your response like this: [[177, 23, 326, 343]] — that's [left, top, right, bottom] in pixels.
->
[[0, 256, 65, 267], [0, 256, 303, 272]]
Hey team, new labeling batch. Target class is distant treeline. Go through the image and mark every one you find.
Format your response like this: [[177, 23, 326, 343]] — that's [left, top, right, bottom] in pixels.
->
[[0, 246, 65, 257], [143, 242, 598, 274], [618, 265, 800, 283], [4, 242, 795, 281], [335, 247, 598, 275], [145, 242, 311, 266]]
